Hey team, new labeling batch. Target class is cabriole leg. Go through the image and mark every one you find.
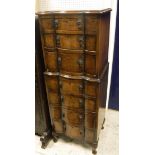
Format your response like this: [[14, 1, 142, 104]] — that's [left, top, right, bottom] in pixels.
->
[[40, 129, 52, 149]]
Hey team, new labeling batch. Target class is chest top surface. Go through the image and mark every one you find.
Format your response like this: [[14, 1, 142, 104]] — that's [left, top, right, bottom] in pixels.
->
[[36, 8, 112, 15]]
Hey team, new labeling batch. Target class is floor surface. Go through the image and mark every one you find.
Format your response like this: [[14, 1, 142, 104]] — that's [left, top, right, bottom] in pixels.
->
[[35, 109, 119, 155]]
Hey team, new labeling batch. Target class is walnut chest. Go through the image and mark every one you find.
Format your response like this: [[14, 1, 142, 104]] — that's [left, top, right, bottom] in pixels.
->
[[37, 8, 111, 154]]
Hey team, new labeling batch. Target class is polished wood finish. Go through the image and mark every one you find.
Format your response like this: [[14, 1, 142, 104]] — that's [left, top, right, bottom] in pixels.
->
[[37, 9, 111, 154]]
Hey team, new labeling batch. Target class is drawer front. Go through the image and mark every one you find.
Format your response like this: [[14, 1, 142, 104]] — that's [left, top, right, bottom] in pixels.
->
[[50, 106, 61, 120], [48, 92, 60, 106], [85, 113, 97, 129], [54, 15, 83, 32], [65, 124, 84, 140], [85, 15, 98, 33], [62, 95, 84, 109], [43, 34, 54, 48], [85, 129, 96, 143], [56, 34, 96, 51], [44, 51, 57, 72], [62, 109, 84, 126], [53, 121, 63, 133], [45, 75, 59, 92], [85, 81, 98, 97], [39, 16, 53, 32], [85, 35, 96, 51], [85, 54, 96, 76], [85, 98, 96, 112], [60, 77, 83, 96], [58, 51, 84, 75]]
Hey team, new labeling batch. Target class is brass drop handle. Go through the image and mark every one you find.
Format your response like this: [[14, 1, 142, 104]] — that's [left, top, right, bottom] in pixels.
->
[[62, 113, 65, 118], [79, 115, 83, 119], [77, 18, 82, 30], [59, 81, 62, 89], [79, 99, 83, 107], [61, 95, 64, 101], [58, 57, 61, 65], [79, 36, 84, 48], [54, 19, 59, 28], [56, 35, 60, 46], [63, 124, 66, 131], [79, 84, 83, 91], [77, 57, 84, 68]]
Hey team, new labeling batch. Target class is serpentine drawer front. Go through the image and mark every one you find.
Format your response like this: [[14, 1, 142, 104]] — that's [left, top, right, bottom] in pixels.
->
[[37, 9, 111, 154]]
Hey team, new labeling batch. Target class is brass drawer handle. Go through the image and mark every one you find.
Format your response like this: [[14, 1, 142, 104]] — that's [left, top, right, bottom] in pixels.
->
[[61, 95, 64, 101], [77, 57, 84, 68], [59, 81, 62, 88], [79, 36, 84, 48], [56, 35, 60, 47], [58, 57, 61, 65], [79, 84, 83, 91], [62, 113, 65, 118], [63, 123, 66, 131], [54, 19, 59, 29], [77, 19, 83, 30], [79, 115, 83, 119], [79, 99, 83, 107]]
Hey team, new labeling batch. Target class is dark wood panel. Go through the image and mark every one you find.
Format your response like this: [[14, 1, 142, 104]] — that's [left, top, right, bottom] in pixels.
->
[[85, 112, 97, 129], [60, 77, 83, 96], [85, 129, 97, 144], [62, 108, 84, 126], [49, 106, 62, 120], [85, 98, 96, 112], [85, 81, 98, 97], [45, 75, 59, 92], [65, 124, 84, 140], [53, 120, 63, 133], [44, 51, 58, 72], [85, 53, 96, 76], [62, 95, 84, 109], [58, 50, 84, 75], [47, 92, 60, 106]]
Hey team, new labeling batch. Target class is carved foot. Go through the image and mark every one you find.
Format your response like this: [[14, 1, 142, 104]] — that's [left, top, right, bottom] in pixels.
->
[[92, 143, 98, 155], [92, 149, 97, 155], [40, 130, 52, 149]]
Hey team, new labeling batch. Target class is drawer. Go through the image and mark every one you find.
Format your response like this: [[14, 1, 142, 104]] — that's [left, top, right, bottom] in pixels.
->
[[45, 75, 59, 92], [61, 95, 84, 109], [58, 50, 84, 75], [48, 92, 60, 106], [49, 106, 61, 120], [62, 108, 84, 126], [85, 129, 96, 143], [60, 77, 83, 96], [39, 16, 54, 32], [85, 35, 96, 51], [65, 124, 84, 140], [85, 15, 98, 33], [44, 51, 57, 72], [53, 120, 63, 133], [85, 98, 96, 112], [56, 34, 96, 51], [85, 53, 96, 76], [85, 112, 97, 129], [43, 33, 55, 48], [54, 15, 84, 32], [85, 81, 98, 97]]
